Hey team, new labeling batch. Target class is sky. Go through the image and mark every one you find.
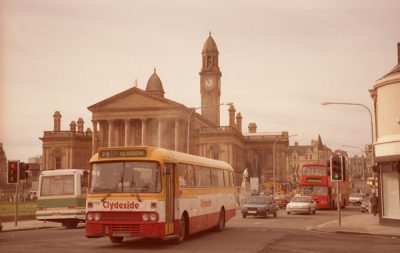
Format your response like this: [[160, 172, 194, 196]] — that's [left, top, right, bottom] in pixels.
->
[[1, 0, 400, 161]]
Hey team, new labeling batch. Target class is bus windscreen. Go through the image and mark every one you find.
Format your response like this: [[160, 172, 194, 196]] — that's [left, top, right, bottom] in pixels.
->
[[90, 161, 161, 193]]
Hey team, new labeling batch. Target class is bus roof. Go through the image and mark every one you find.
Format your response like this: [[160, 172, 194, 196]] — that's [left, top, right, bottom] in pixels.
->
[[40, 169, 85, 176], [90, 146, 234, 171]]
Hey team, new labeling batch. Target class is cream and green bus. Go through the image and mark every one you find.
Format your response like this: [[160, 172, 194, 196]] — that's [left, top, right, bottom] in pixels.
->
[[36, 169, 87, 228], [85, 146, 236, 243]]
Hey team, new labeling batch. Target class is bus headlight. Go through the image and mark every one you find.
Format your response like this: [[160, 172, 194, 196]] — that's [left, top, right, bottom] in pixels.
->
[[87, 213, 94, 221], [142, 213, 149, 221], [150, 213, 158, 221], [94, 213, 101, 221]]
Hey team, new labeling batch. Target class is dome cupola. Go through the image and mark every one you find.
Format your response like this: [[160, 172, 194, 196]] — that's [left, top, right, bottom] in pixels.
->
[[146, 68, 165, 98]]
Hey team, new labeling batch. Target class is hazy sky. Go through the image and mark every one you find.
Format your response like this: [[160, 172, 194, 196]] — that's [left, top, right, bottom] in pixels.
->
[[1, 0, 400, 161]]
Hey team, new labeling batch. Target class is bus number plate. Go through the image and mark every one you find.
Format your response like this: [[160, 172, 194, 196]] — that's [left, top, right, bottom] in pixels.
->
[[112, 232, 130, 237]]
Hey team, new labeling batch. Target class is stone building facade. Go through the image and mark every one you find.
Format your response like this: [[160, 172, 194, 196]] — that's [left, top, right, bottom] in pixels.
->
[[40, 34, 289, 189], [369, 42, 400, 226], [287, 135, 334, 190], [40, 111, 92, 170]]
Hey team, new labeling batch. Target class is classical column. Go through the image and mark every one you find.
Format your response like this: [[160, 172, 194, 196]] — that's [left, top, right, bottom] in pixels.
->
[[157, 118, 163, 147], [124, 119, 130, 147], [141, 119, 147, 146], [174, 119, 179, 151], [91, 120, 98, 155], [108, 119, 113, 147]]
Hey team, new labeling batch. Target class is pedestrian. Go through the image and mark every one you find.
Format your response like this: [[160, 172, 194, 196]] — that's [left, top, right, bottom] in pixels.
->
[[370, 192, 378, 216]]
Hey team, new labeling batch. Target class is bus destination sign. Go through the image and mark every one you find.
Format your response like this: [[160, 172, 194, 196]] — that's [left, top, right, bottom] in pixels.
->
[[99, 149, 147, 159], [306, 178, 322, 183]]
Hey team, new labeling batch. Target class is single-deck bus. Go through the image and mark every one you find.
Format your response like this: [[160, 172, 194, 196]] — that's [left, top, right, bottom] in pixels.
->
[[36, 169, 87, 228], [299, 164, 349, 209], [85, 146, 236, 243]]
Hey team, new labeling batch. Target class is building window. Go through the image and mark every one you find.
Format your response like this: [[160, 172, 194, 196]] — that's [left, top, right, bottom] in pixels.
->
[[55, 156, 61, 169]]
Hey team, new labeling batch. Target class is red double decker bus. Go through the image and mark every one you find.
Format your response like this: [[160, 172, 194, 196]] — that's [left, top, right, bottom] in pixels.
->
[[299, 164, 349, 209]]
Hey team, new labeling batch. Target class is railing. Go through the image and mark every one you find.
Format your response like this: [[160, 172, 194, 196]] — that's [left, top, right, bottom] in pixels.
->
[[43, 131, 92, 138]]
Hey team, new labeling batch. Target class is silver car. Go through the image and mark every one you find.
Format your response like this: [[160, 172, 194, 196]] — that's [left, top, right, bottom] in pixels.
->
[[286, 196, 316, 215]]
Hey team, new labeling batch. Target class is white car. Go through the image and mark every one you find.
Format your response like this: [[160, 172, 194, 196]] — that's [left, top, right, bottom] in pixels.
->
[[349, 193, 364, 205], [286, 196, 316, 215]]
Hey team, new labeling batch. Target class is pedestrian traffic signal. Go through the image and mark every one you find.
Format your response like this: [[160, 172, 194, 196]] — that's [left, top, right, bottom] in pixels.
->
[[7, 160, 19, 184], [330, 155, 343, 181], [19, 162, 29, 180]]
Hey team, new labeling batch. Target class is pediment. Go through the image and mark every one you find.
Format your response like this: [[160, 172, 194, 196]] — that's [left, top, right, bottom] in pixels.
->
[[88, 87, 174, 111]]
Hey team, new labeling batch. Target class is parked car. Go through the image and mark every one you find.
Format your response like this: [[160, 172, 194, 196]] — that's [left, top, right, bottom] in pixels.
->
[[360, 198, 371, 213], [349, 193, 364, 205], [274, 195, 290, 208], [286, 196, 316, 215], [241, 196, 279, 218]]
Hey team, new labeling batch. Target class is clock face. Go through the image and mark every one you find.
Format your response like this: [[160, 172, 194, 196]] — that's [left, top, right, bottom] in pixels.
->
[[204, 78, 214, 89]]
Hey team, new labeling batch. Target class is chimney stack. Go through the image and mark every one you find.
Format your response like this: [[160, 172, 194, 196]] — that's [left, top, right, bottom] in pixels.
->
[[229, 105, 236, 128], [70, 121, 76, 133], [77, 118, 84, 132], [248, 122, 257, 133], [53, 111, 61, 131], [236, 112, 242, 133]]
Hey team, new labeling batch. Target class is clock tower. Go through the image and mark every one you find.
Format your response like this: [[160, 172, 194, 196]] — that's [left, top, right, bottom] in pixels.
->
[[200, 33, 222, 126]]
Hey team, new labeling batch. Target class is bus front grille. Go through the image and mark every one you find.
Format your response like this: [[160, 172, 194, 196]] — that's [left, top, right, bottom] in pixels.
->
[[103, 224, 141, 235]]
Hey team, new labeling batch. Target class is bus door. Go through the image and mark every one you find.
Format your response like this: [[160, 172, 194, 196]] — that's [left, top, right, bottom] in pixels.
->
[[164, 163, 176, 235]]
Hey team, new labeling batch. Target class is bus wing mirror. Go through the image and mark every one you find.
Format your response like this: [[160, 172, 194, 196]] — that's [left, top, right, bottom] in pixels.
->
[[81, 171, 89, 187]]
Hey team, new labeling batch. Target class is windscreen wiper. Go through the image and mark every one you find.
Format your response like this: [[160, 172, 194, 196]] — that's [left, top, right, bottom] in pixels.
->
[[101, 193, 111, 202], [132, 192, 142, 202]]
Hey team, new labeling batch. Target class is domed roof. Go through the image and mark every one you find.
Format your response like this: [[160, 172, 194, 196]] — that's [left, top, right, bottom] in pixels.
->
[[202, 32, 219, 53], [146, 68, 165, 98]]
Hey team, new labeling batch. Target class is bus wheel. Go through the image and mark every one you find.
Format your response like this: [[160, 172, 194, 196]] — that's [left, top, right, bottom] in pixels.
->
[[215, 209, 225, 232], [109, 236, 123, 243], [62, 220, 78, 229], [175, 214, 187, 244]]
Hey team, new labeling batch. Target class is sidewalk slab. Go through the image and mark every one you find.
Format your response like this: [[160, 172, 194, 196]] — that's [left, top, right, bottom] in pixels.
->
[[1, 220, 63, 232], [308, 213, 400, 238]]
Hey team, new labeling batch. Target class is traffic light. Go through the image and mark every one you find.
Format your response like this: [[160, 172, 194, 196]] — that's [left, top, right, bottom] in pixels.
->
[[330, 155, 343, 181], [19, 162, 29, 180], [7, 160, 19, 184], [340, 156, 346, 181]]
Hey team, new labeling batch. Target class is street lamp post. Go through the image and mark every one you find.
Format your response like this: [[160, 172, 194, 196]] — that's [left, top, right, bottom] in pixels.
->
[[321, 102, 374, 144], [186, 103, 232, 153], [322, 102, 375, 193], [273, 134, 300, 198]]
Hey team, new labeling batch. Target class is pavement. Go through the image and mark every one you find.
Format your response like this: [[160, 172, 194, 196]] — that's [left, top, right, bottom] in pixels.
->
[[1, 213, 399, 238], [307, 213, 400, 238]]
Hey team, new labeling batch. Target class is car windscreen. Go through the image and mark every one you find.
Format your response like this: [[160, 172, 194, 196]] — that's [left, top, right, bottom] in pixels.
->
[[291, 197, 310, 203], [247, 197, 269, 204]]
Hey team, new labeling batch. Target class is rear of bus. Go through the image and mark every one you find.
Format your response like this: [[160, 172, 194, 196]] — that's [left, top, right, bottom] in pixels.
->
[[36, 169, 86, 228]]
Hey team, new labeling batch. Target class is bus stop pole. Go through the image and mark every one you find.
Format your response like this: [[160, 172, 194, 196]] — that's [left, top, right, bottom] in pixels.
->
[[337, 181, 341, 226]]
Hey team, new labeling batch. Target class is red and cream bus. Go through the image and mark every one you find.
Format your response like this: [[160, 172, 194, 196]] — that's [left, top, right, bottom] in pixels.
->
[[85, 146, 236, 243], [299, 163, 349, 209]]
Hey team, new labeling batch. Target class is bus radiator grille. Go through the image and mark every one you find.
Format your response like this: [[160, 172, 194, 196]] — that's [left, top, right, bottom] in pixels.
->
[[103, 224, 141, 235]]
